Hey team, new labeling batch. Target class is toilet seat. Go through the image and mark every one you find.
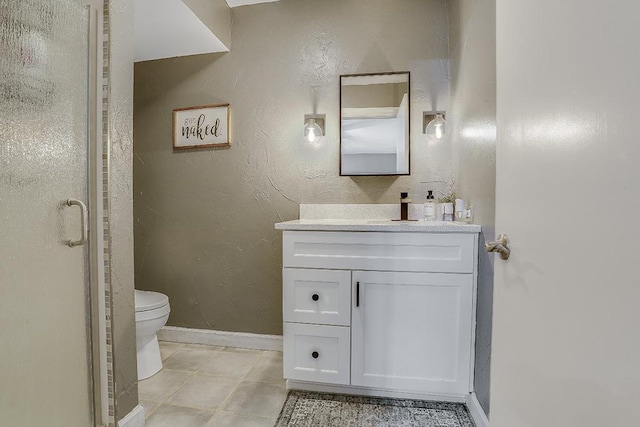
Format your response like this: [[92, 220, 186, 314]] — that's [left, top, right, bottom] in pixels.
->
[[135, 302, 170, 322], [135, 290, 170, 322], [135, 290, 169, 312]]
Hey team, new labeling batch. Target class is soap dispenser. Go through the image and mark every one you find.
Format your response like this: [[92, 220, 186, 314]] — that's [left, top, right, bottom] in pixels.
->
[[424, 191, 436, 221]]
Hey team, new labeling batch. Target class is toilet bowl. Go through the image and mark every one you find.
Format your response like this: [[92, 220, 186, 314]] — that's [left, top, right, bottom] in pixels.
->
[[135, 290, 170, 380]]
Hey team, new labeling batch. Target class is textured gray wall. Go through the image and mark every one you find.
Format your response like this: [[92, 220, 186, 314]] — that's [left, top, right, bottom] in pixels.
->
[[133, 0, 451, 336], [448, 0, 496, 417], [109, 0, 139, 421]]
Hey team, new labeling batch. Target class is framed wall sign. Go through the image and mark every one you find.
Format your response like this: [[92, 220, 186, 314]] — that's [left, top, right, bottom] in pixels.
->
[[173, 104, 230, 149]]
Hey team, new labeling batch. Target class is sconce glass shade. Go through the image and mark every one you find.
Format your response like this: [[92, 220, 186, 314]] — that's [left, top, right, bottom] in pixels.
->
[[304, 118, 323, 143], [425, 114, 446, 140]]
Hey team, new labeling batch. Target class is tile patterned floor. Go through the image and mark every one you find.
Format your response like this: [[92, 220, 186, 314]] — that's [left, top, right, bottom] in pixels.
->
[[139, 341, 285, 427]]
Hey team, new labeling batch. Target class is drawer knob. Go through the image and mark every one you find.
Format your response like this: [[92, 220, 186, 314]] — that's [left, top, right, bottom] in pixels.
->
[[312, 351, 319, 359], [312, 293, 319, 301]]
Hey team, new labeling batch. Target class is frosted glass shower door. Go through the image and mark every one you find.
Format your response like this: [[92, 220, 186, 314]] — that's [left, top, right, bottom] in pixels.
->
[[0, 0, 95, 425]]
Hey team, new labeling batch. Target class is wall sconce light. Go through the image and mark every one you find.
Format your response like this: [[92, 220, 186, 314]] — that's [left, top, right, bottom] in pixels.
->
[[304, 114, 325, 144], [423, 112, 446, 141]]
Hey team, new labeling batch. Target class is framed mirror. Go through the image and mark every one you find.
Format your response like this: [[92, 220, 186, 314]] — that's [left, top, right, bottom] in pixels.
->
[[340, 71, 410, 176]]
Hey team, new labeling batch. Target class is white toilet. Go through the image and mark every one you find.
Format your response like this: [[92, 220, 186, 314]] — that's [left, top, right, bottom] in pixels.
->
[[135, 290, 170, 380]]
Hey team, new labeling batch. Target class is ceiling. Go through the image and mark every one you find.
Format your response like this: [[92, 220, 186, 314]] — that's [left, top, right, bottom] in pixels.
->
[[225, 0, 279, 7], [134, 0, 280, 63]]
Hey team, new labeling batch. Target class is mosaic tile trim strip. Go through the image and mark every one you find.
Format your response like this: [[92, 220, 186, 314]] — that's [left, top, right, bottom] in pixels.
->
[[101, 1, 116, 426]]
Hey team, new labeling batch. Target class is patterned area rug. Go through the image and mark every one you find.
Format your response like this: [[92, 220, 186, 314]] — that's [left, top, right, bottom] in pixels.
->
[[275, 391, 475, 427]]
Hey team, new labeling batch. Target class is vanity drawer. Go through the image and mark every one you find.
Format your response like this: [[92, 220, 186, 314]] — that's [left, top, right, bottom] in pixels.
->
[[283, 231, 475, 273], [283, 268, 351, 326], [283, 323, 350, 385]]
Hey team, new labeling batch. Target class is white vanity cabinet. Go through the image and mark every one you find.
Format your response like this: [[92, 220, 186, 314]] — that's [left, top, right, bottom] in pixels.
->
[[277, 223, 480, 400]]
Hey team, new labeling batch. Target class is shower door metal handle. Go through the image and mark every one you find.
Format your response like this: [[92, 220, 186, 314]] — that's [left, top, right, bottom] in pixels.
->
[[65, 198, 89, 247]]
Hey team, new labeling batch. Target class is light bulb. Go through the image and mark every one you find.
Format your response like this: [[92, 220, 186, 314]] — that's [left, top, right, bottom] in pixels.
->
[[304, 118, 323, 143], [425, 114, 446, 141], [307, 128, 317, 142]]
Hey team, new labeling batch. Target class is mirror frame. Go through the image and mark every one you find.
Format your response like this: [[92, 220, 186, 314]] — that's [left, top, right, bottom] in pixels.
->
[[339, 71, 411, 176]]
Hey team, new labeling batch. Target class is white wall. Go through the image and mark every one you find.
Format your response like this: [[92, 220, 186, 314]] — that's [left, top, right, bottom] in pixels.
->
[[109, 0, 139, 420], [448, 0, 496, 416]]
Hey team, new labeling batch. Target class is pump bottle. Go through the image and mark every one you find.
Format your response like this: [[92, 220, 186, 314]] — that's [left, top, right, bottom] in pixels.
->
[[424, 190, 436, 221]]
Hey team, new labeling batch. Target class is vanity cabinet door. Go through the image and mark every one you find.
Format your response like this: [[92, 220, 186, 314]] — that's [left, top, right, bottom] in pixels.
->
[[351, 271, 474, 395]]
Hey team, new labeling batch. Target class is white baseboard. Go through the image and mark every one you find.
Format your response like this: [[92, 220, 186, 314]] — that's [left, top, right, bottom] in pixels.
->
[[117, 405, 145, 427], [286, 380, 467, 403], [466, 392, 489, 427], [158, 326, 283, 352]]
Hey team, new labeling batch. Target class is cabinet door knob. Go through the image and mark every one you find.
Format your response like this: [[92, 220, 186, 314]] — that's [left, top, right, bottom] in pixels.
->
[[312, 293, 319, 301], [311, 351, 319, 359]]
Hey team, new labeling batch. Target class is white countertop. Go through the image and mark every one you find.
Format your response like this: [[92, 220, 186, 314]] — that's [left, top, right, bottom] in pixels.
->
[[275, 219, 481, 233]]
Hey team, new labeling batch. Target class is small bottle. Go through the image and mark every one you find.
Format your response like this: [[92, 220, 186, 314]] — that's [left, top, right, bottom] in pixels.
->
[[442, 202, 454, 221], [424, 190, 436, 221], [455, 199, 466, 222], [465, 204, 473, 223]]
